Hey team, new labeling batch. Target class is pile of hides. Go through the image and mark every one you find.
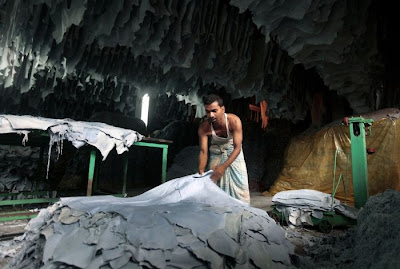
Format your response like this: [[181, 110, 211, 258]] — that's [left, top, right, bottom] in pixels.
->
[[0, 235, 24, 261], [272, 190, 357, 226], [166, 146, 199, 180], [8, 173, 294, 268], [298, 189, 400, 268], [0, 145, 45, 195], [0, 115, 143, 160], [0, 115, 143, 181]]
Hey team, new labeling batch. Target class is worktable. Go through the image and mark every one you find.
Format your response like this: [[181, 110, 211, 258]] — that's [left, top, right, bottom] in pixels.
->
[[87, 136, 172, 196], [0, 131, 172, 222]]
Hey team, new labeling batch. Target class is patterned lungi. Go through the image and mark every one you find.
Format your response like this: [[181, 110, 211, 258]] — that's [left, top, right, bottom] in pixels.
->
[[209, 143, 250, 203]]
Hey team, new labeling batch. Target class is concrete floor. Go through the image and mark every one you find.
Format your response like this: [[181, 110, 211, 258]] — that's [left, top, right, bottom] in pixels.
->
[[0, 220, 28, 267], [249, 192, 273, 211], [0, 219, 28, 237]]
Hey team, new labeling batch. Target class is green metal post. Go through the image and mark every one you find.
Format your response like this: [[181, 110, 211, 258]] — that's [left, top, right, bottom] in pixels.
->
[[93, 151, 99, 193], [348, 117, 373, 208], [87, 149, 96, 196], [122, 153, 129, 195], [161, 146, 168, 184]]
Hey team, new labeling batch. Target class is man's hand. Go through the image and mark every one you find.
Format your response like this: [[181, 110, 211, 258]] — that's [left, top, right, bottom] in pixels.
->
[[210, 165, 226, 183]]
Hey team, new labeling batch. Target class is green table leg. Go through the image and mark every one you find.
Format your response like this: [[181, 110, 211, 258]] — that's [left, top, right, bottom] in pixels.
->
[[161, 146, 168, 184], [93, 151, 99, 194], [87, 149, 96, 196]]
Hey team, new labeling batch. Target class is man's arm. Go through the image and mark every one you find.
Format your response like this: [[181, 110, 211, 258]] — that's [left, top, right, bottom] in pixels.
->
[[198, 123, 208, 175], [210, 115, 243, 181]]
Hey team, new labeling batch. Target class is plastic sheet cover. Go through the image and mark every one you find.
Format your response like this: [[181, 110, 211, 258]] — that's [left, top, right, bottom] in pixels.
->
[[269, 117, 400, 203]]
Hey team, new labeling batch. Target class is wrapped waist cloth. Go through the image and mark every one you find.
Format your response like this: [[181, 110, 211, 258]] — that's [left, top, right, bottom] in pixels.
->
[[209, 143, 233, 155], [208, 142, 250, 203]]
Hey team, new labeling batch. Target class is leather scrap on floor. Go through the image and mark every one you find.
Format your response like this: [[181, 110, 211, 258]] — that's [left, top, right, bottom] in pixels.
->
[[272, 189, 357, 226]]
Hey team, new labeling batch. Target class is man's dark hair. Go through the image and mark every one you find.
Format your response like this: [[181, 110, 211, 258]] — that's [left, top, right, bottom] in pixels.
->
[[202, 94, 224, 106]]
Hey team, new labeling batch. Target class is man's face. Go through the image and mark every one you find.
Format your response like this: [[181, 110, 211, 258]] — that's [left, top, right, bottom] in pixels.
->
[[204, 101, 225, 123]]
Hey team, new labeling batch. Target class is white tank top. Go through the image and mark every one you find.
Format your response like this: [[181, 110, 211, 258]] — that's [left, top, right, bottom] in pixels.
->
[[210, 113, 233, 146]]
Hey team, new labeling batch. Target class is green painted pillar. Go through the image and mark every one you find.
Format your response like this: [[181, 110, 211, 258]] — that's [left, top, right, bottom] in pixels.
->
[[161, 146, 168, 184], [87, 149, 96, 196], [348, 117, 373, 208]]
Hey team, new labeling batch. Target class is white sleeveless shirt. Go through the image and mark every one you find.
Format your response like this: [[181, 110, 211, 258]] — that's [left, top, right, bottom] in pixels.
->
[[210, 113, 233, 146]]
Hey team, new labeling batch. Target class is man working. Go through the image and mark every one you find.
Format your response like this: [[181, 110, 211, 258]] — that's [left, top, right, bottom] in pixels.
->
[[198, 94, 250, 203]]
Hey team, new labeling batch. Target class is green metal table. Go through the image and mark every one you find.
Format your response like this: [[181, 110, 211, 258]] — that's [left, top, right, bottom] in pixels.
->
[[0, 134, 172, 221], [86, 137, 172, 196]]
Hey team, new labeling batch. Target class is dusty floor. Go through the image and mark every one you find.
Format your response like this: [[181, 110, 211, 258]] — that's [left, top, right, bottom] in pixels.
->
[[249, 192, 273, 211], [0, 220, 28, 267], [0, 220, 28, 236]]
